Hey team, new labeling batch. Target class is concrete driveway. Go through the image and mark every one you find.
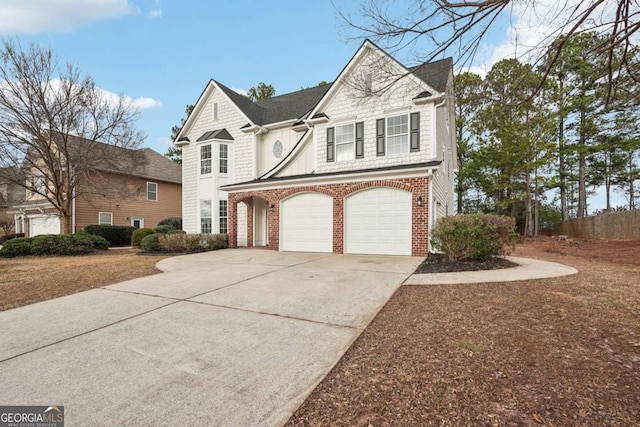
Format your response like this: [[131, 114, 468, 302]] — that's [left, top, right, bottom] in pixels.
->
[[0, 249, 422, 426]]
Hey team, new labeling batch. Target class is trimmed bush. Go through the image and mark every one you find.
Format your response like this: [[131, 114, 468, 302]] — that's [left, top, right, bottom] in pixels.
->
[[140, 233, 162, 252], [84, 225, 136, 247], [431, 214, 516, 262], [131, 228, 155, 248], [0, 237, 32, 258], [141, 233, 229, 254], [158, 217, 182, 230], [0, 233, 25, 244], [0, 234, 99, 258], [154, 224, 174, 234], [29, 235, 94, 256], [167, 229, 186, 235]]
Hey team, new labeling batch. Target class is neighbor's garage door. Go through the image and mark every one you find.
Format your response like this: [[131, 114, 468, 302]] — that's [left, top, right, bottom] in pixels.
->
[[345, 187, 412, 256], [30, 215, 61, 236], [281, 192, 333, 253]]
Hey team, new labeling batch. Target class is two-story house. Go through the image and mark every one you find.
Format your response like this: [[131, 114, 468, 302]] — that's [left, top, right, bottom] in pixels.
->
[[176, 40, 456, 256], [9, 137, 182, 237]]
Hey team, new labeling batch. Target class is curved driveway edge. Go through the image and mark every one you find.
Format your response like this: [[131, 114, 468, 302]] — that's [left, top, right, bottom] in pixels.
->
[[404, 256, 578, 285]]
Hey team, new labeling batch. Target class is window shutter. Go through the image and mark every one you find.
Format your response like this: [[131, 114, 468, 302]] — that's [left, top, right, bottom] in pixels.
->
[[355, 122, 364, 159], [410, 112, 420, 152], [326, 127, 335, 162], [376, 118, 385, 156]]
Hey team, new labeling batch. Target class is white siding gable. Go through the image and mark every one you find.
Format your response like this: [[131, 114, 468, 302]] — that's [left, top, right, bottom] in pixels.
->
[[313, 46, 436, 174]]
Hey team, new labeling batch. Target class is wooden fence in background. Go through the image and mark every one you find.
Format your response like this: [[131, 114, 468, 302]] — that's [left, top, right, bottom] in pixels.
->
[[559, 209, 640, 240]]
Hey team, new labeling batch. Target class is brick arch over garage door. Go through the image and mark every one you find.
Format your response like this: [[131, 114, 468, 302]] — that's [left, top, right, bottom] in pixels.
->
[[227, 176, 430, 256]]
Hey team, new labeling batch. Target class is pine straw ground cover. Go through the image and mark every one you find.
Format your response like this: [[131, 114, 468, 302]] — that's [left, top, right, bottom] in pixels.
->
[[287, 237, 640, 427], [0, 249, 167, 311]]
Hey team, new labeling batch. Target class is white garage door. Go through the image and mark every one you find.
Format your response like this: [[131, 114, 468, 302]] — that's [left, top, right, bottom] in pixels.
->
[[345, 187, 412, 256], [281, 192, 333, 253], [30, 215, 61, 236]]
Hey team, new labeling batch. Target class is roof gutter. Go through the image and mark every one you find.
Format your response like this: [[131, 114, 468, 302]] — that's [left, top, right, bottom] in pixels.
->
[[412, 93, 445, 106]]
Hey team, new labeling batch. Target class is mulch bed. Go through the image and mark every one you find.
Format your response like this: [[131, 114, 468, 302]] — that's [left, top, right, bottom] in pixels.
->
[[286, 237, 640, 426], [414, 253, 518, 274]]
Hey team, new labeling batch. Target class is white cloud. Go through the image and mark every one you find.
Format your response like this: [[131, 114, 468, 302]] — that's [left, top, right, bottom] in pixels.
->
[[0, 0, 138, 34], [148, 9, 162, 18], [129, 96, 163, 109]]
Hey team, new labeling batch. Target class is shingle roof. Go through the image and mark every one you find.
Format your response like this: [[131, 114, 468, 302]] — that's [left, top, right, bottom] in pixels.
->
[[197, 128, 234, 142], [409, 57, 453, 93], [63, 134, 182, 184], [216, 80, 332, 126]]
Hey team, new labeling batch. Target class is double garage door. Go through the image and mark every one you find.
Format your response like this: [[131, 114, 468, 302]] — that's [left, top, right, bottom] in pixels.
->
[[279, 188, 412, 255]]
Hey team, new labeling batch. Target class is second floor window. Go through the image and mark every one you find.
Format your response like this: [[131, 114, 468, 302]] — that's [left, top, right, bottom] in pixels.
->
[[387, 114, 409, 155], [33, 173, 46, 195], [335, 123, 355, 161], [219, 144, 228, 174], [147, 182, 158, 201], [201, 144, 212, 174]]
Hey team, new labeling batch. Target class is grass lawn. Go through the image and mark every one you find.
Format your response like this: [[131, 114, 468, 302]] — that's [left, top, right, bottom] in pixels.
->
[[287, 237, 640, 426], [0, 249, 167, 311]]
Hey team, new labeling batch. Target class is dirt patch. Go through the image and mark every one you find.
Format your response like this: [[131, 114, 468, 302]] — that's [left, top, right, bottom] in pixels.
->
[[0, 249, 168, 311], [414, 253, 518, 273], [287, 237, 640, 426]]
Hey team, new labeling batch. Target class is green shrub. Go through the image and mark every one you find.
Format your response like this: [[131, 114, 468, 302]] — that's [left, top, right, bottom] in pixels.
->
[[131, 228, 155, 247], [84, 225, 136, 247], [140, 233, 162, 252], [85, 234, 109, 250], [147, 233, 228, 254], [167, 229, 186, 235], [0, 237, 32, 258], [29, 235, 95, 256], [0, 233, 25, 244], [158, 217, 182, 230], [431, 214, 516, 262], [154, 224, 174, 234]]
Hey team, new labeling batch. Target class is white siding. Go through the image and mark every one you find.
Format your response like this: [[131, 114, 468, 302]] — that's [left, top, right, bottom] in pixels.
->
[[273, 132, 315, 178], [180, 84, 251, 233], [257, 128, 300, 176], [315, 47, 435, 174]]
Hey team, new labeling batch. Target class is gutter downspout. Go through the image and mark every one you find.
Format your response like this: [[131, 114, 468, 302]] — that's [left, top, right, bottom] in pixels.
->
[[428, 171, 434, 253]]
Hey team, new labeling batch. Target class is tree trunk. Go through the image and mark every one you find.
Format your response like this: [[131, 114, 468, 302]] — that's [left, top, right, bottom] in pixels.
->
[[558, 79, 569, 220], [577, 109, 587, 218]]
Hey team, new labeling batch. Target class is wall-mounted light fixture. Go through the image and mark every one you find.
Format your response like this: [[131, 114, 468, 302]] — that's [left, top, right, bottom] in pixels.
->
[[270, 204, 275, 213], [417, 195, 423, 207]]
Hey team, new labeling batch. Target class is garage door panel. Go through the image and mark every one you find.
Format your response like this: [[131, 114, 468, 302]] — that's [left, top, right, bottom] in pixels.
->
[[345, 188, 412, 256], [281, 193, 333, 253], [30, 215, 61, 237]]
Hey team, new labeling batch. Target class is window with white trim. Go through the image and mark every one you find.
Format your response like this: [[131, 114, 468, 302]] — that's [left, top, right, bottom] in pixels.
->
[[131, 218, 144, 229], [213, 102, 219, 121], [99, 212, 113, 225], [219, 144, 228, 174], [200, 200, 212, 234], [386, 114, 409, 155], [33, 173, 46, 194], [219, 200, 228, 234], [335, 123, 355, 161], [147, 182, 158, 201], [200, 144, 212, 174]]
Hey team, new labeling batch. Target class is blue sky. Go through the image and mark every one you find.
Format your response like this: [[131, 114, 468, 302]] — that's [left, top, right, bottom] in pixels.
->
[[0, 0, 514, 155], [0, 0, 625, 210]]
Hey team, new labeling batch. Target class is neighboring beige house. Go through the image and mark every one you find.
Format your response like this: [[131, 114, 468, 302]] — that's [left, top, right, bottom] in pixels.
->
[[175, 40, 456, 256], [10, 142, 182, 237], [0, 168, 24, 236]]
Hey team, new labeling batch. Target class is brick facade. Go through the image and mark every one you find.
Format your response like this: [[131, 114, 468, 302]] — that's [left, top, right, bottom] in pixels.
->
[[228, 176, 430, 256]]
